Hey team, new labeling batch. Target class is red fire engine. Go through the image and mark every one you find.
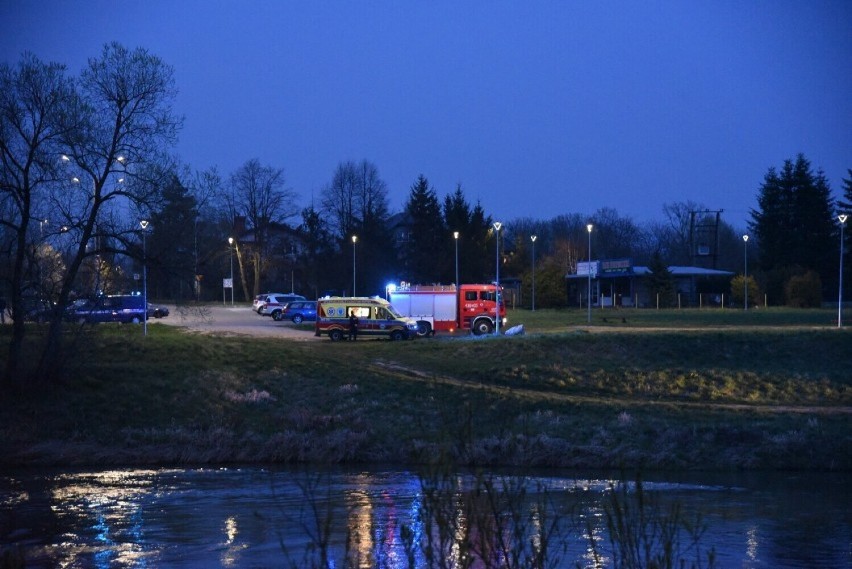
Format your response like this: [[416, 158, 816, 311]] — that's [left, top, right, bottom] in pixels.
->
[[388, 282, 506, 336]]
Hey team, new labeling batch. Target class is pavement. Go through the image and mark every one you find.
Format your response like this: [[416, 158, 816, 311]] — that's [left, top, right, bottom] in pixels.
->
[[156, 304, 318, 339]]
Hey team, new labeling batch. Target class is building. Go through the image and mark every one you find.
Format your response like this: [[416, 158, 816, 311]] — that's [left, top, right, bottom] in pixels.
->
[[566, 258, 734, 308]]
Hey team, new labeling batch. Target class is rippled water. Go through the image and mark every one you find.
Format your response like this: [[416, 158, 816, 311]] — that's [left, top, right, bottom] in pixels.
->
[[1, 467, 849, 568]]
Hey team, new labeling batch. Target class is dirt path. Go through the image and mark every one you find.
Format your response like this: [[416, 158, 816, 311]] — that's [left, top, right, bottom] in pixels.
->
[[370, 361, 852, 415]]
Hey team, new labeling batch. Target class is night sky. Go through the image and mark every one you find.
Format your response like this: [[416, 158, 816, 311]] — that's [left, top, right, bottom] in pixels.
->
[[2, 1, 850, 230]]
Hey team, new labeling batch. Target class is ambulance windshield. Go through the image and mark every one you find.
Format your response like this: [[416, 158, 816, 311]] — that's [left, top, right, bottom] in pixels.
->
[[385, 304, 404, 319]]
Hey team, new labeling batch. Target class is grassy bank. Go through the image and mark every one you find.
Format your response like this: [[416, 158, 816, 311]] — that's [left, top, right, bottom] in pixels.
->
[[1, 308, 849, 470]]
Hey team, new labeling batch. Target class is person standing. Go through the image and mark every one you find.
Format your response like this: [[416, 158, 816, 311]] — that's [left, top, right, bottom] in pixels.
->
[[0, 295, 6, 324], [348, 310, 359, 341]]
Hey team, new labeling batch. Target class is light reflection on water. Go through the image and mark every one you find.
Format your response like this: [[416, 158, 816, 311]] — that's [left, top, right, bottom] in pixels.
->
[[0, 467, 849, 568]]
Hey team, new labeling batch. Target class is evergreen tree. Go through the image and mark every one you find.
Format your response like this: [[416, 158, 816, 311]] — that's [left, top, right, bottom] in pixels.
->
[[443, 185, 472, 283], [149, 174, 198, 299], [298, 204, 335, 299], [749, 154, 836, 298], [838, 171, 852, 300], [404, 175, 446, 283], [468, 200, 494, 283], [838, 169, 852, 214], [442, 185, 494, 283], [647, 251, 676, 307]]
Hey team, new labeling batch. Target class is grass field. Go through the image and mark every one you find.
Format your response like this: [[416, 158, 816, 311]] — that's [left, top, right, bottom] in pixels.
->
[[0, 306, 849, 470]]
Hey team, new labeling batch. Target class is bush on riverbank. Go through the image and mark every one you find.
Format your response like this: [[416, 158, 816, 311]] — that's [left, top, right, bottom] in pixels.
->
[[0, 312, 849, 470]]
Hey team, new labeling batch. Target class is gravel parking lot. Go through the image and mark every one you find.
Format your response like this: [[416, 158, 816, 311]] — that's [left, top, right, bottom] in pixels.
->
[[157, 304, 318, 339]]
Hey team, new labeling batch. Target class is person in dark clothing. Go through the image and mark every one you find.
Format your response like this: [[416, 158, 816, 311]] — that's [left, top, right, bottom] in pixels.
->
[[348, 310, 359, 341], [0, 296, 6, 324]]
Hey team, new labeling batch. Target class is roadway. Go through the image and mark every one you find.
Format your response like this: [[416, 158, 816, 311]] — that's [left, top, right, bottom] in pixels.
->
[[156, 304, 318, 339]]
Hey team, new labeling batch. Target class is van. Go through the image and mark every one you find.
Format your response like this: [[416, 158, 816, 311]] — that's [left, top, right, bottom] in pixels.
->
[[68, 295, 147, 324], [315, 297, 418, 341]]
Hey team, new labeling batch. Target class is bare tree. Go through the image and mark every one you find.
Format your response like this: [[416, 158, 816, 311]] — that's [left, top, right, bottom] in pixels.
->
[[0, 53, 78, 385], [228, 158, 297, 299], [320, 160, 393, 295], [321, 160, 359, 240], [35, 42, 181, 381]]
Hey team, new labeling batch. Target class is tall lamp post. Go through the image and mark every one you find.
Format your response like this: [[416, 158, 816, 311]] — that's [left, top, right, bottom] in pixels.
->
[[839, 214, 848, 328], [587, 224, 593, 324], [140, 219, 149, 337], [352, 235, 357, 297], [228, 237, 234, 306], [743, 234, 749, 310], [453, 231, 459, 289], [530, 234, 537, 311], [493, 221, 502, 335]]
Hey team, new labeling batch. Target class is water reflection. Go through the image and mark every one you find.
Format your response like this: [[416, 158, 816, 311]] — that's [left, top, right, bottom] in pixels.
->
[[0, 468, 849, 568]]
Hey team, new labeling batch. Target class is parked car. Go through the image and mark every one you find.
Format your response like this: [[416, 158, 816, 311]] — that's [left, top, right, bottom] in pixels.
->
[[259, 294, 306, 319], [253, 292, 286, 313], [274, 300, 317, 323], [20, 297, 55, 323], [148, 303, 169, 318], [67, 295, 147, 324]]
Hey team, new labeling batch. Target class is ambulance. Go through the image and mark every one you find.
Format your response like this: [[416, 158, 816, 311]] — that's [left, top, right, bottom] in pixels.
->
[[314, 296, 418, 341]]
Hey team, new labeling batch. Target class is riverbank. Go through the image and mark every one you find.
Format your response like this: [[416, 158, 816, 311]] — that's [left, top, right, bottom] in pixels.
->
[[1, 308, 850, 470]]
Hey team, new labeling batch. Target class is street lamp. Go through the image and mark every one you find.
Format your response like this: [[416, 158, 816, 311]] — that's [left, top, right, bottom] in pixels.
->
[[140, 219, 150, 337], [743, 234, 749, 310], [493, 221, 502, 335], [228, 237, 234, 306], [352, 235, 357, 297], [530, 234, 537, 311], [453, 231, 459, 289], [587, 224, 593, 323], [839, 214, 848, 328]]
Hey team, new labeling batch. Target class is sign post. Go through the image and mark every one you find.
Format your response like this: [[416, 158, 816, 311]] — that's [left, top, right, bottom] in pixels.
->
[[223, 278, 233, 306]]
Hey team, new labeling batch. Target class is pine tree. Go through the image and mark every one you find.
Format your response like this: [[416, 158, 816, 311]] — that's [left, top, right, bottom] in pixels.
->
[[647, 252, 676, 307], [749, 154, 837, 299], [404, 175, 446, 283], [838, 169, 852, 214]]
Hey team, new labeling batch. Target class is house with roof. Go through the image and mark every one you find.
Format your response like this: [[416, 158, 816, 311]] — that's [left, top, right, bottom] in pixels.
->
[[566, 258, 734, 308]]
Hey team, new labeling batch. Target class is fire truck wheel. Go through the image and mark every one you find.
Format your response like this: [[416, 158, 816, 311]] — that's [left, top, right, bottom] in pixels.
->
[[472, 319, 493, 335], [415, 321, 431, 337], [329, 329, 344, 342]]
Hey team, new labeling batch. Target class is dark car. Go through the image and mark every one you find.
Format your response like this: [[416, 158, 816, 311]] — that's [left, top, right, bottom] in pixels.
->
[[259, 294, 306, 319], [20, 298, 55, 323], [148, 303, 169, 318], [68, 295, 147, 324], [274, 300, 317, 323]]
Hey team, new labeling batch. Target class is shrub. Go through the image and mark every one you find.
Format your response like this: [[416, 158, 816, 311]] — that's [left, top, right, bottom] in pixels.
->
[[730, 275, 760, 308], [784, 270, 822, 308]]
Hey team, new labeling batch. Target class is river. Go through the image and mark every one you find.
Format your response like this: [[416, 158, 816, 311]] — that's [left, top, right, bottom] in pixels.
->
[[1, 466, 849, 568]]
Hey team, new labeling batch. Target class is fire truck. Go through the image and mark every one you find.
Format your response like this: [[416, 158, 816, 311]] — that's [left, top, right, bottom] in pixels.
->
[[388, 282, 506, 336]]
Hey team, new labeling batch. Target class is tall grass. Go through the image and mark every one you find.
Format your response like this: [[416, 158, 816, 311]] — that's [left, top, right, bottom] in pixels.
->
[[271, 468, 716, 569], [0, 317, 849, 470]]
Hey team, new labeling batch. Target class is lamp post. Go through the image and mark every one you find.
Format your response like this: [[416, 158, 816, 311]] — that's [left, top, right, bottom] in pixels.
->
[[839, 214, 848, 328], [743, 234, 749, 310], [352, 235, 357, 297], [587, 224, 593, 324], [140, 219, 149, 337], [453, 231, 459, 289], [228, 237, 234, 306], [530, 234, 537, 311], [493, 221, 502, 335]]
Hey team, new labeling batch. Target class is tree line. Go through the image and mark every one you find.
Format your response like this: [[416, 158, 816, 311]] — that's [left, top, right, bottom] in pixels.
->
[[2, 44, 850, 385]]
